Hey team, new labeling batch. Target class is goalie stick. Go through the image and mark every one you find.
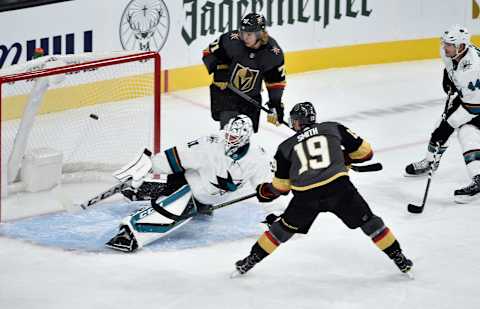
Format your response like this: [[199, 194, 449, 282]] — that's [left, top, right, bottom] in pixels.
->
[[58, 180, 132, 212], [227, 83, 383, 173], [151, 192, 257, 221]]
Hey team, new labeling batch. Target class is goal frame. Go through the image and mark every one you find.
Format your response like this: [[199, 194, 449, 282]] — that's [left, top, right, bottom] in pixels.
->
[[0, 51, 161, 222]]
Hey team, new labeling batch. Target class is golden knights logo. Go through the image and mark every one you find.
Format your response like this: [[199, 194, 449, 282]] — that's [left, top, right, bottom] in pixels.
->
[[119, 0, 170, 52], [230, 63, 260, 93]]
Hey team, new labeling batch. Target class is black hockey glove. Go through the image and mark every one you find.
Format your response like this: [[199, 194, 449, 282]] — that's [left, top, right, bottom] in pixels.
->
[[256, 183, 280, 203], [442, 69, 457, 94], [262, 213, 280, 228], [266, 101, 284, 126]]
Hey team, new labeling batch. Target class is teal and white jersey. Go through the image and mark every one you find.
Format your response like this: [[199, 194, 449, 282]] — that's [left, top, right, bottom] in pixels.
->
[[151, 134, 271, 205], [442, 45, 480, 115]]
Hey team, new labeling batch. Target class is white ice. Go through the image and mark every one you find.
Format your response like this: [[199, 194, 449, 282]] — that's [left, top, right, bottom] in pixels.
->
[[1, 59, 480, 309]]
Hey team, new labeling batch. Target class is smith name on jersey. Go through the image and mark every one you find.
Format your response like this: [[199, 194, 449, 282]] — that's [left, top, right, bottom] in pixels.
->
[[151, 135, 271, 205], [271, 122, 372, 192]]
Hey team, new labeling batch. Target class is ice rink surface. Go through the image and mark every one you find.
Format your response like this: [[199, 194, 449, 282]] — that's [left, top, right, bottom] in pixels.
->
[[1, 59, 480, 309]]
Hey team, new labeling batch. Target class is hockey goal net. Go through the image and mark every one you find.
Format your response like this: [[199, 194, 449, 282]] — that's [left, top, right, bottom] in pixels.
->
[[0, 51, 161, 222]]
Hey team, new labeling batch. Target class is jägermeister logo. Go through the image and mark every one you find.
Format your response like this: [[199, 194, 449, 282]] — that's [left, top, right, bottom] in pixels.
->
[[182, 0, 372, 45]]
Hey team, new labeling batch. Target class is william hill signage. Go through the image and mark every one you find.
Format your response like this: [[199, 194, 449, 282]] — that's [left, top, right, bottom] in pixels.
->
[[181, 0, 372, 45]]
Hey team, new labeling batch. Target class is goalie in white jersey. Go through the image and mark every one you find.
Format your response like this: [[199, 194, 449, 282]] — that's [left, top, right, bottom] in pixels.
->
[[106, 115, 272, 252], [405, 25, 480, 203]]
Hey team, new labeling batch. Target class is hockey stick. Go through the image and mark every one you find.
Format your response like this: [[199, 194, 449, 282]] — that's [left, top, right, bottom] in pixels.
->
[[441, 91, 454, 120], [58, 180, 131, 212], [151, 192, 257, 221], [227, 83, 382, 173], [350, 163, 383, 172], [407, 92, 454, 214], [227, 83, 290, 127], [407, 143, 441, 214]]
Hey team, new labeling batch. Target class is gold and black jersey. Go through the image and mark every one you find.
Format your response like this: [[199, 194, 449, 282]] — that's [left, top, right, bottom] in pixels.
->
[[202, 31, 286, 96], [272, 122, 372, 192]]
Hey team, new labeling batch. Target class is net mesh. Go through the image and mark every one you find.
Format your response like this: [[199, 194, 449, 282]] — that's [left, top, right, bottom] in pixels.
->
[[1, 52, 160, 199]]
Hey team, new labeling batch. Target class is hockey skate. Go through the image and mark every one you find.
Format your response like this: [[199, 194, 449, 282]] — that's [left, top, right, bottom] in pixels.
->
[[231, 253, 262, 277], [454, 175, 480, 204], [105, 225, 138, 252], [390, 251, 413, 274], [404, 158, 439, 177]]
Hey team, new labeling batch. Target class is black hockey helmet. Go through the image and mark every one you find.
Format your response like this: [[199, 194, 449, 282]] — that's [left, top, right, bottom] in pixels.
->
[[289, 102, 316, 131], [240, 13, 266, 32]]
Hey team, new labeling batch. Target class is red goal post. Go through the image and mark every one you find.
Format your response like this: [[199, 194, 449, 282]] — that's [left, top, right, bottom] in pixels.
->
[[0, 51, 161, 222]]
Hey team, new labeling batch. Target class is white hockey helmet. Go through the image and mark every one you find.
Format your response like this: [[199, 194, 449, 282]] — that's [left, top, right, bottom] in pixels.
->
[[224, 114, 253, 157], [441, 25, 470, 48]]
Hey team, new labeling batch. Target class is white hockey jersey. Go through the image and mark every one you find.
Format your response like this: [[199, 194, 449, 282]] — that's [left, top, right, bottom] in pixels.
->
[[442, 45, 480, 116], [151, 135, 272, 205]]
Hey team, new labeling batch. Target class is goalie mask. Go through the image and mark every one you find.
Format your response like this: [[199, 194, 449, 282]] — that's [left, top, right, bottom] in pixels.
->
[[224, 115, 253, 157]]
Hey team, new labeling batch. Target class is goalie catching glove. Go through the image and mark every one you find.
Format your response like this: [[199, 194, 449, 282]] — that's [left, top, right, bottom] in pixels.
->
[[266, 101, 284, 126], [113, 148, 153, 187], [113, 148, 168, 201]]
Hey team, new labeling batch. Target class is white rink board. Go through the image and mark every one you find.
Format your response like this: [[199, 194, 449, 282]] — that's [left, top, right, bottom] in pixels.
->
[[0, 0, 479, 70]]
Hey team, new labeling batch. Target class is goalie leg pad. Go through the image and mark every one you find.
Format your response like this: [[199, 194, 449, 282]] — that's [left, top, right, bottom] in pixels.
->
[[107, 185, 195, 251]]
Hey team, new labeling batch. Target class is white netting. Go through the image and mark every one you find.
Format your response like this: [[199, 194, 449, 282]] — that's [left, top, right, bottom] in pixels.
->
[[1, 52, 160, 201]]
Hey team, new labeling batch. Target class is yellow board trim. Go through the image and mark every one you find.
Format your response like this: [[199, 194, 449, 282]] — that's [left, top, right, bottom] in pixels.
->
[[6, 36, 480, 119], [166, 35, 480, 91], [2, 73, 154, 121]]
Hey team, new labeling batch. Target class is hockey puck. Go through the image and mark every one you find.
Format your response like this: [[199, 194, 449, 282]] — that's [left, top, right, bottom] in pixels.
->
[[89, 113, 99, 120]]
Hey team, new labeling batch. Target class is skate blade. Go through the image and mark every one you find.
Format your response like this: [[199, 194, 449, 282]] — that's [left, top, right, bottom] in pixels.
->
[[403, 171, 428, 178], [402, 270, 415, 280], [105, 242, 135, 253], [229, 270, 244, 279], [454, 194, 480, 204]]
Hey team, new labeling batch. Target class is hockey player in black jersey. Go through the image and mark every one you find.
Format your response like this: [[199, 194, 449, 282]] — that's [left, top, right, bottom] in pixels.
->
[[233, 102, 413, 276], [202, 13, 286, 133]]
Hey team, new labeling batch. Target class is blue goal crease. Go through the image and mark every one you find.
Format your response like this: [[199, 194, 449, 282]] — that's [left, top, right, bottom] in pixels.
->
[[0, 200, 265, 252]]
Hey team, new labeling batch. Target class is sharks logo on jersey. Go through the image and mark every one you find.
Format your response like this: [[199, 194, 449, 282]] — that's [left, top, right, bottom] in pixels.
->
[[210, 171, 243, 195]]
